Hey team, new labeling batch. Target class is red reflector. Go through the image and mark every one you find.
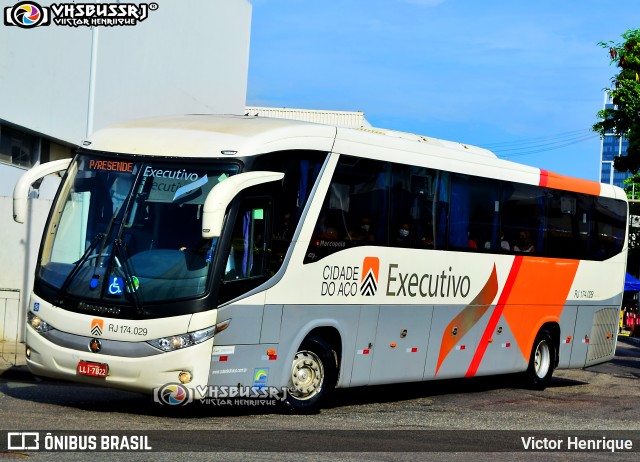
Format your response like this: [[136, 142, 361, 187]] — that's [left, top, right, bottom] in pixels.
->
[[220, 355, 228, 362], [268, 354, 278, 361], [411, 347, 418, 353], [363, 349, 370, 355]]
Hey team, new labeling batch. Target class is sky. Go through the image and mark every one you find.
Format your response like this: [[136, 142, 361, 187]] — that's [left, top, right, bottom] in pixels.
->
[[246, 0, 640, 182]]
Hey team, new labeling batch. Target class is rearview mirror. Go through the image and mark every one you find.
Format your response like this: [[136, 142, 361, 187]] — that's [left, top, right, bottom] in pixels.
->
[[13, 158, 72, 223], [202, 171, 284, 238]]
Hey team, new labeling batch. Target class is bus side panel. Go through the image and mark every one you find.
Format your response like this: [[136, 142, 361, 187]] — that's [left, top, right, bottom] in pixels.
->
[[368, 305, 432, 385], [472, 313, 526, 376], [423, 304, 483, 380], [214, 303, 264, 344], [557, 305, 578, 368], [568, 304, 619, 368], [260, 304, 283, 344], [207, 303, 276, 389], [584, 306, 619, 367], [207, 343, 281, 388], [349, 305, 379, 387]]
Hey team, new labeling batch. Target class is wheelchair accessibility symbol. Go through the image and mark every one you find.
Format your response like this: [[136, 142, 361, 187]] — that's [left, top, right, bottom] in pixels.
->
[[108, 276, 124, 296]]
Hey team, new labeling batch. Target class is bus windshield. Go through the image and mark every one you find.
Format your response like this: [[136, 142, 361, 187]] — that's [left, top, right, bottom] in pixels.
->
[[37, 153, 240, 310]]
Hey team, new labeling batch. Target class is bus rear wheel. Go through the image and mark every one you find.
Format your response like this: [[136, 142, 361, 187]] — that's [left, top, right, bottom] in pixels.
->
[[524, 329, 555, 390], [285, 336, 337, 412]]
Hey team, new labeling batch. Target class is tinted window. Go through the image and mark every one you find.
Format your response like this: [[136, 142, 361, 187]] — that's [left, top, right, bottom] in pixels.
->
[[501, 183, 546, 254], [304, 154, 627, 263], [591, 196, 626, 260], [449, 174, 500, 252]]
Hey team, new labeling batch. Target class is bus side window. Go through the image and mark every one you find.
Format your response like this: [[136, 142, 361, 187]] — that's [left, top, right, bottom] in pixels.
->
[[591, 196, 626, 260], [219, 199, 272, 304], [448, 174, 500, 252], [501, 182, 546, 255], [305, 156, 390, 263], [546, 191, 581, 259], [223, 205, 269, 281]]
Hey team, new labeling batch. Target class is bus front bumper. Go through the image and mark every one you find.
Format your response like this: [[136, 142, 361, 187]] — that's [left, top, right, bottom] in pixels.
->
[[25, 327, 213, 398]]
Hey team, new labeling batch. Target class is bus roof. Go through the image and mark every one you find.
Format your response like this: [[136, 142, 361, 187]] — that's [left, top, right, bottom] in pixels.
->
[[84, 114, 622, 200]]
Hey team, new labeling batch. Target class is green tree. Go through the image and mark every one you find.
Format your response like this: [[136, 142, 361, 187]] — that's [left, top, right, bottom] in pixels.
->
[[593, 29, 640, 173]]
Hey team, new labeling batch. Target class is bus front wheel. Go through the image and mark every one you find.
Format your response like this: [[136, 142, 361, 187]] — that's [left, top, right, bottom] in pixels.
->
[[285, 336, 337, 411], [524, 329, 555, 390]]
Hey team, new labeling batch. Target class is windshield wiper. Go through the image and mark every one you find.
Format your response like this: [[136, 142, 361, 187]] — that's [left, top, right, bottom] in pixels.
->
[[56, 233, 104, 303], [113, 239, 146, 316]]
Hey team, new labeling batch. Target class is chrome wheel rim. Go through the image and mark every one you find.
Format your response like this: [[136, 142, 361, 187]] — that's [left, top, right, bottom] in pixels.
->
[[534, 340, 551, 379], [289, 350, 324, 400]]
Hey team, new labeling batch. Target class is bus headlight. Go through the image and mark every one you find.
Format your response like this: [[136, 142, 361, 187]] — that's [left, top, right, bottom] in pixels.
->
[[147, 325, 216, 352], [27, 312, 54, 333]]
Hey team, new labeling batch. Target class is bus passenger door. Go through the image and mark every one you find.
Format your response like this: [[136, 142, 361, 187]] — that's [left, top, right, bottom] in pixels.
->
[[369, 305, 432, 385], [349, 305, 379, 387]]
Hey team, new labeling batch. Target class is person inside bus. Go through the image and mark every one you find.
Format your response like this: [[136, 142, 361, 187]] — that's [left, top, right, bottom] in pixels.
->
[[420, 229, 434, 248], [395, 222, 412, 247], [485, 230, 510, 251], [514, 230, 535, 253], [349, 216, 376, 243], [468, 232, 478, 250], [499, 230, 511, 251]]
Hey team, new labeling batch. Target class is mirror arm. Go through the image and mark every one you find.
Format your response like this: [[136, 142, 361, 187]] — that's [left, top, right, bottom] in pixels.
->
[[202, 171, 284, 238], [13, 158, 72, 223]]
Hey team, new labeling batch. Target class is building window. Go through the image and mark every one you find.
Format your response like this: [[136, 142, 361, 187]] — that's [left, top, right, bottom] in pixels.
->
[[0, 124, 39, 168]]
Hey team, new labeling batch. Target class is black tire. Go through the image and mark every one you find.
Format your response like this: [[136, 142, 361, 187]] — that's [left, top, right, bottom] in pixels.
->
[[524, 329, 556, 390], [285, 336, 337, 412]]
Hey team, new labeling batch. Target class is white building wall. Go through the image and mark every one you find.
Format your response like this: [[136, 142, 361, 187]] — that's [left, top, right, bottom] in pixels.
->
[[0, 195, 54, 344], [0, 0, 252, 351], [0, 0, 252, 144]]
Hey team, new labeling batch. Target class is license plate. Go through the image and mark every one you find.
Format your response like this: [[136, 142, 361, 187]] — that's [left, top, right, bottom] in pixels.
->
[[77, 360, 108, 378]]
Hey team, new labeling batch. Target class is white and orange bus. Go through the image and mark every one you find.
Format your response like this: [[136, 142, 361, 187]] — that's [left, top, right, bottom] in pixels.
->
[[14, 115, 628, 410]]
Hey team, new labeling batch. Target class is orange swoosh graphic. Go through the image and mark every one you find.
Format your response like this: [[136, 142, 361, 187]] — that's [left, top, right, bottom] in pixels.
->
[[435, 264, 498, 375]]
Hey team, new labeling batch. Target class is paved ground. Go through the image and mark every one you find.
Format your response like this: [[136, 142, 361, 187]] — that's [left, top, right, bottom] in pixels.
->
[[0, 337, 639, 461]]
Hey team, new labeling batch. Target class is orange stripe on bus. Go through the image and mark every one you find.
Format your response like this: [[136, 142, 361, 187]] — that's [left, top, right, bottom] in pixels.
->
[[435, 264, 498, 375], [466, 256, 523, 377], [501, 257, 579, 360], [539, 169, 601, 196]]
